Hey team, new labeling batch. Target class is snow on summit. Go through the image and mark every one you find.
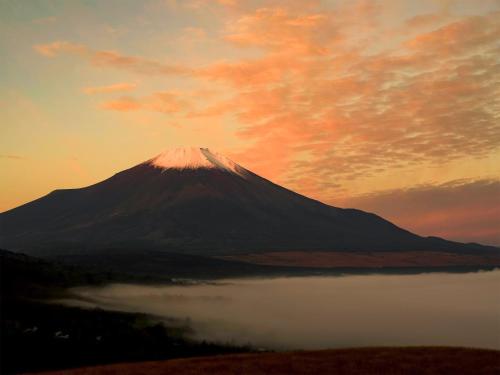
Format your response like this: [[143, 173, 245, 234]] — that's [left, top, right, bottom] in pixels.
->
[[147, 147, 248, 177]]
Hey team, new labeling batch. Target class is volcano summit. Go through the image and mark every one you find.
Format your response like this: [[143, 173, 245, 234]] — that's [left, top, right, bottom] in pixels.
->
[[0, 147, 498, 269], [149, 147, 248, 176]]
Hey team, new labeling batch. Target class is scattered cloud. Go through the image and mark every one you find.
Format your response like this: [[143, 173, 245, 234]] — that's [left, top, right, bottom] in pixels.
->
[[205, 8, 500, 193], [14, 1, 500, 245], [405, 13, 450, 30], [34, 41, 191, 76], [100, 97, 141, 112], [217, 0, 237, 6], [100, 91, 191, 114], [32, 4, 500, 239], [335, 179, 500, 246], [223, 7, 337, 54]]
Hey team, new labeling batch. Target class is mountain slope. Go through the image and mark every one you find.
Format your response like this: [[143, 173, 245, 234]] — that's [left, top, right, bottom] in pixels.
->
[[0, 147, 497, 256]]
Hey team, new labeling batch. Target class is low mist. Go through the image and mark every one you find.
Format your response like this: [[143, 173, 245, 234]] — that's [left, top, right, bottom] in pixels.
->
[[63, 271, 500, 350]]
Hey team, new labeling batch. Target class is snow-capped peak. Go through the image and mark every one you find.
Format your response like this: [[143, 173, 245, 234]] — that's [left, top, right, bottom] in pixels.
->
[[146, 147, 248, 178]]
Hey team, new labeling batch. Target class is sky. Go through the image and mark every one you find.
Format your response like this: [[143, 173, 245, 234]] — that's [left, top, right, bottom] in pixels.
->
[[1, 0, 499, 245]]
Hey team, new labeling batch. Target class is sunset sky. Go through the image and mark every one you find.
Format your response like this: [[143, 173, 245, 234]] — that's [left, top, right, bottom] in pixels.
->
[[1, 0, 499, 245]]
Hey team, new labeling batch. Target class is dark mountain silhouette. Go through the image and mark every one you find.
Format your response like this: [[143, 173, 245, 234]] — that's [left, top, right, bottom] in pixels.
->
[[0, 147, 498, 258]]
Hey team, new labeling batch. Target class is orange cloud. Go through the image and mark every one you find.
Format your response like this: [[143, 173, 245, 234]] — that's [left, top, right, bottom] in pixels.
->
[[217, 0, 236, 6], [83, 83, 137, 95], [198, 9, 500, 197], [405, 13, 500, 53], [223, 7, 336, 55], [34, 41, 86, 56], [100, 91, 190, 114], [334, 179, 500, 246], [199, 53, 302, 87], [100, 97, 141, 112], [405, 13, 450, 30], [33, 4, 500, 207], [34, 41, 191, 76]]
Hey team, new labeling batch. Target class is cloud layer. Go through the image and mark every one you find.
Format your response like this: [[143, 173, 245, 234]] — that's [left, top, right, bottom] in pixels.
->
[[35, 4, 499, 189]]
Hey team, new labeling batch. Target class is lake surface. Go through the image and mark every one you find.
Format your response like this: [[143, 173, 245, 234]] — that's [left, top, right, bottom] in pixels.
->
[[64, 270, 500, 350]]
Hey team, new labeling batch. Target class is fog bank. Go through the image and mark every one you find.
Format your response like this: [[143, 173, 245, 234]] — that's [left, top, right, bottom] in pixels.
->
[[63, 271, 500, 350]]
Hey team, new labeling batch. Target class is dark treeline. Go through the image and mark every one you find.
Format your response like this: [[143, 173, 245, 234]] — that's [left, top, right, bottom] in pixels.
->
[[0, 249, 251, 374]]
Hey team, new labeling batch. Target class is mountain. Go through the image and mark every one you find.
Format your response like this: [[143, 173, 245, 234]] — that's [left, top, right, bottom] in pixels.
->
[[0, 147, 498, 263]]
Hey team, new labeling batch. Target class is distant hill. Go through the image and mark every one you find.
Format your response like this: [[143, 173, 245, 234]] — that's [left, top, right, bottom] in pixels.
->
[[0, 249, 99, 300], [0, 249, 152, 300]]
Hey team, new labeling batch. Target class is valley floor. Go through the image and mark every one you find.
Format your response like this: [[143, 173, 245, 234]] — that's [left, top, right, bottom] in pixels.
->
[[30, 347, 500, 375]]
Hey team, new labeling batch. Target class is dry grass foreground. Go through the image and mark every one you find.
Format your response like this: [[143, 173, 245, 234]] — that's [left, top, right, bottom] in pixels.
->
[[32, 347, 500, 375]]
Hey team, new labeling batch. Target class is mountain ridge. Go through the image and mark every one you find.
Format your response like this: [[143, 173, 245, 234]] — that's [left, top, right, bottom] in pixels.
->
[[1, 147, 498, 258]]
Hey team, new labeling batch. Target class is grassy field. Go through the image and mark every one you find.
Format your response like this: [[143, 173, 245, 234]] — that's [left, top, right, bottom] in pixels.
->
[[34, 347, 500, 375]]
